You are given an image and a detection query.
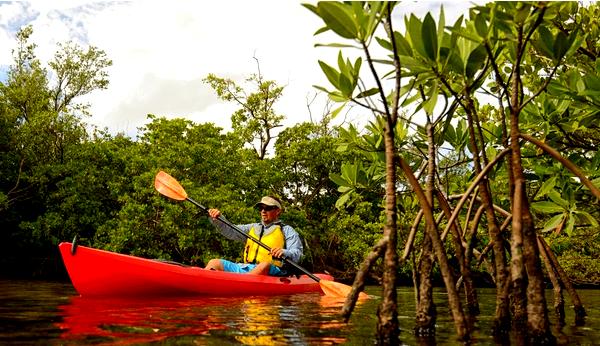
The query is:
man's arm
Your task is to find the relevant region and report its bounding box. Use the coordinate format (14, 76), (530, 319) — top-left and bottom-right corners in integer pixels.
(281, 225), (303, 263)
(209, 217), (252, 242)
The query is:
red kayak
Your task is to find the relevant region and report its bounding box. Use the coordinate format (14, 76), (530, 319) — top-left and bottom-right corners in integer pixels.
(59, 242), (333, 297)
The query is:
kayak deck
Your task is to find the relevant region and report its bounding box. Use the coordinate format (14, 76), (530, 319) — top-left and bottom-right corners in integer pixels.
(59, 242), (333, 297)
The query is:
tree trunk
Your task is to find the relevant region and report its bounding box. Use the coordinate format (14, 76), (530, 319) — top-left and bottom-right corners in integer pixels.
(509, 181), (528, 329)
(463, 92), (511, 333)
(414, 234), (436, 336)
(537, 236), (565, 326)
(436, 191), (479, 315)
(508, 24), (554, 340)
(522, 204), (553, 343)
(538, 236), (587, 325)
(376, 113), (399, 345)
(414, 120), (439, 337)
(398, 158), (470, 341)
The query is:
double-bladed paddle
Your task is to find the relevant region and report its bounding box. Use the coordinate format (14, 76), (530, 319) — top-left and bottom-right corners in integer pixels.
(154, 170), (367, 299)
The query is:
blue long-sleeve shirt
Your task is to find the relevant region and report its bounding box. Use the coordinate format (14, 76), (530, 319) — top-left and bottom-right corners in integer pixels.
(209, 217), (303, 263)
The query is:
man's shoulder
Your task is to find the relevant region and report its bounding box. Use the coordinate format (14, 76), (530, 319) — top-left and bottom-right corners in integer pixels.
(281, 223), (299, 235)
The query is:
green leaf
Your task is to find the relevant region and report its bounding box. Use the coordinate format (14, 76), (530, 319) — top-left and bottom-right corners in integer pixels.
(583, 74), (600, 91)
(535, 26), (554, 58)
(329, 91), (348, 102)
(312, 85), (331, 95)
(437, 5), (446, 52)
(422, 82), (438, 115)
(338, 186), (351, 193)
(408, 14), (428, 59)
(335, 191), (351, 209)
(531, 201), (565, 213)
(422, 13), (438, 60)
(535, 176), (557, 199)
(548, 190), (570, 209)
(301, 3), (318, 15)
(356, 88), (379, 98)
(542, 213), (565, 233)
(514, 3), (530, 24)
(338, 73), (353, 97)
(317, 2), (358, 40)
(329, 102), (347, 118)
(376, 37), (392, 51)
(399, 56), (432, 74)
(465, 44), (486, 79)
(565, 215), (575, 236)
(313, 27), (331, 36)
(314, 42), (360, 48)
(329, 173), (347, 187)
(547, 80), (572, 95)
(342, 163), (358, 184)
(318, 60), (340, 89)
(588, 177), (600, 190)
(553, 31), (570, 60)
(361, 1), (384, 40)
(449, 25), (483, 43)
(474, 13), (488, 38)
(394, 32), (413, 57)
(574, 210), (599, 227)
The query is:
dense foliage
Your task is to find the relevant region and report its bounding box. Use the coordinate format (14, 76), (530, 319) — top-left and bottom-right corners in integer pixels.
(0, 26), (383, 279)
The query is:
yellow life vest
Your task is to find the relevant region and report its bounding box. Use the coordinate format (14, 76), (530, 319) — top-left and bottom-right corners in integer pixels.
(244, 224), (285, 267)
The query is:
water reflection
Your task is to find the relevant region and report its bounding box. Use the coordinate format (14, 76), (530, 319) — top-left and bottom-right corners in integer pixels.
(233, 297), (290, 345)
(4, 280), (596, 345)
(56, 293), (361, 345)
(57, 296), (228, 344)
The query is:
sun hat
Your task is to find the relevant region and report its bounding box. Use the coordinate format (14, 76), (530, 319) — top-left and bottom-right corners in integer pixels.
(255, 196), (282, 210)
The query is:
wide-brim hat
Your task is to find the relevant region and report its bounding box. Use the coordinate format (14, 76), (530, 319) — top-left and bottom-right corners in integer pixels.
(255, 196), (282, 210)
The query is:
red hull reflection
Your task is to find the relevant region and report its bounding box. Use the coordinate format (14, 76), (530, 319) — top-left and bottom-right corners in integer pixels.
(56, 296), (232, 344)
(56, 293), (356, 345)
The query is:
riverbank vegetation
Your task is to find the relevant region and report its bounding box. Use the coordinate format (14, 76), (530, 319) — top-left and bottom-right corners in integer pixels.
(0, 1), (599, 344)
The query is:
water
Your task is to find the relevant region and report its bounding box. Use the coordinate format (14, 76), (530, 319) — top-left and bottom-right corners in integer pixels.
(1, 279), (599, 345)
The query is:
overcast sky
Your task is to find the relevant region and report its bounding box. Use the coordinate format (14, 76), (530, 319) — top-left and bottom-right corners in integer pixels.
(0, 1), (476, 137)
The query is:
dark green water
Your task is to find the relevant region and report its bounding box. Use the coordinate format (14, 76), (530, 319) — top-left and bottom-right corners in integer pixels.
(0, 279), (598, 345)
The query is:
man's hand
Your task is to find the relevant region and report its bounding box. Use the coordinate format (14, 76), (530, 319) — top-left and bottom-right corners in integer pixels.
(208, 208), (221, 219)
(270, 247), (285, 259)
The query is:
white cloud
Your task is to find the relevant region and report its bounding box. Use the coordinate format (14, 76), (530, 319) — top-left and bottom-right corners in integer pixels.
(0, 1), (477, 137)
(79, 1), (336, 135)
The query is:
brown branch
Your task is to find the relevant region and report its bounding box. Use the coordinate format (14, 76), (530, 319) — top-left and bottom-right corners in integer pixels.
(476, 214), (512, 269)
(402, 209), (422, 261)
(462, 187), (479, 238)
(520, 133), (600, 199)
(441, 148), (511, 240)
(448, 194), (511, 218)
(342, 236), (387, 321)
(465, 205), (485, 261)
(398, 156), (470, 340)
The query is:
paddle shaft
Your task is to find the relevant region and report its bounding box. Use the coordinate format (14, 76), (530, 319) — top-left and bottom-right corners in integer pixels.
(185, 197), (321, 282)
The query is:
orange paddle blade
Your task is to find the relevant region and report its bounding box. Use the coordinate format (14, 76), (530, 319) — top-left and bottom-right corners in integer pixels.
(154, 171), (188, 201)
(319, 280), (369, 299)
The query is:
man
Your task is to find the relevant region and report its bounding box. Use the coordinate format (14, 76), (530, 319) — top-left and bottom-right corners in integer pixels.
(204, 196), (303, 276)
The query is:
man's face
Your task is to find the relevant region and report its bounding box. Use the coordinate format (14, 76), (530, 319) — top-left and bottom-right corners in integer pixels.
(259, 205), (281, 224)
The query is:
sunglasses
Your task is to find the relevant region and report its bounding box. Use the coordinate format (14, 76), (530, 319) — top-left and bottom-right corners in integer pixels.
(258, 205), (278, 212)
